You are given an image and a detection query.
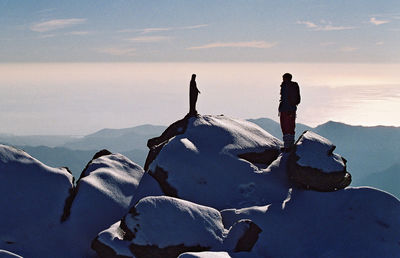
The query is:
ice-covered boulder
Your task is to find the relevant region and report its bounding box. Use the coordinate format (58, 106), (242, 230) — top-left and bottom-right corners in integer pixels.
(0, 144), (74, 256)
(287, 131), (351, 191)
(92, 196), (262, 258)
(144, 115), (286, 209)
(221, 187), (400, 257)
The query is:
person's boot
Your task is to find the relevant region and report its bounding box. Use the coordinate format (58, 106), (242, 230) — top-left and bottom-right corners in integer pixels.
(281, 134), (291, 153)
(288, 134), (295, 149)
(281, 134), (295, 153)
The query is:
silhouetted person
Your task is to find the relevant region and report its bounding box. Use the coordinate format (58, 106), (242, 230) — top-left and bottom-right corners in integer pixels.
(279, 73), (301, 152)
(189, 74), (200, 116)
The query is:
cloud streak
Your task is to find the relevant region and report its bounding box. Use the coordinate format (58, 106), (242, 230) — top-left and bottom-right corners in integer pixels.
(31, 18), (86, 32)
(369, 17), (389, 25)
(188, 41), (277, 50)
(340, 46), (358, 52)
(297, 21), (356, 31)
(119, 24), (208, 34)
(128, 36), (171, 42)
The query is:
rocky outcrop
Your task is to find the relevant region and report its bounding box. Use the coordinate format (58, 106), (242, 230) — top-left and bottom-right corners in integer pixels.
(145, 115), (191, 171)
(143, 115), (286, 209)
(221, 187), (400, 257)
(62, 151), (144, 256)
(0, 144), (74, 256)
(61, 149), (112, 222)
(92, 196), (263, 258)
(0, 145), (145, 257)
(2, 116), (399, 258)
(287, 131), (351, 191)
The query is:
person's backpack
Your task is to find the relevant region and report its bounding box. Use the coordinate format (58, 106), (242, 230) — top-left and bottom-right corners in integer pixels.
(289, 82), (301, 106)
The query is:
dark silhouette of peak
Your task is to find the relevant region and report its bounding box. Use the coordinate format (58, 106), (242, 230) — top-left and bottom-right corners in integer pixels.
(86, 124), (167, 138)
(63, 124), (166, 152)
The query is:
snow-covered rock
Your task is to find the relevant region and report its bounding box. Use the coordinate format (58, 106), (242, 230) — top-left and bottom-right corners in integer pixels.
(178, 251), (232, 258)
(221, 187), (400, 257)
(0, 144), (73, 256)
(62, 150), (145, 257)
(144, 115), (285, 209)
(2, 115), (399, 258)
(0, 250), (23, 258)
(0, 145), (144, 257)
(287, 131), (351, 191)
(92, 196), (262, 258)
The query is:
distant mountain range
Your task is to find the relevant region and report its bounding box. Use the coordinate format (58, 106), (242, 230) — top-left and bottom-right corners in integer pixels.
(1, 118), (398, 198)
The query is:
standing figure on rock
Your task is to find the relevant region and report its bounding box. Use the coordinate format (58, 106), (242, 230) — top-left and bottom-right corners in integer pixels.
(279, 73), (301, 152)
(189, 74), (200, 116)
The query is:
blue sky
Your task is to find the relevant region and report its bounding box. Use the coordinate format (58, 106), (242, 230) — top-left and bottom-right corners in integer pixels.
(1, 0), (399, 62)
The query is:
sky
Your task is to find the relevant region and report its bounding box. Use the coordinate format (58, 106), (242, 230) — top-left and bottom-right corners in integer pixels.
(0, 1), (399, 135)
(1, 0), (399, 62)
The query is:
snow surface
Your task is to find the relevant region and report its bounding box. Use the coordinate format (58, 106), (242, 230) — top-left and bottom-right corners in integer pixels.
(0, 250), (23, 258)
(221, 187), (400, 257)
(0, 145), (145, 257)
(96, 221), (132, 257)
(178, 251), (232, 258)
(125, 196), (226, 248)
(0, 144), (73, 256)
(2, 116), (400, 258)
(178, 251), (256, 258)
(296, 131), (345, 173)
(148, 115), (287, 209)
(63, 153), (144, 257)
(97, 196), (264, 256)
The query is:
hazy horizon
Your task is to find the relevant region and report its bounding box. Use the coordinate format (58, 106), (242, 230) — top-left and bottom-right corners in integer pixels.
(1, 1), (399, 135)
(1, 62), (399, 135)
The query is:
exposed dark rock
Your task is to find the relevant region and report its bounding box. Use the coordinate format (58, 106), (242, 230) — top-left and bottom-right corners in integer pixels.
(60, 186), (76, 222)
(144, 142), (168, 172)
(234, 220), (262, 252)
(130, 243), (209, 258)
(238, 148), (280, 166)
(120, 217), (135, 241)
(91, 236), (131, 258)
(145, 116), (191, 171)
(60, 149), (112, 222)
(61, 166), (73, 175)
(148, 166), (178, 197)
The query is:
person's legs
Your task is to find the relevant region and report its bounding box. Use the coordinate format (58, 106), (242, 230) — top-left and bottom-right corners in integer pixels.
(189, 95), (198, 115)
(280, 112), (296, 150)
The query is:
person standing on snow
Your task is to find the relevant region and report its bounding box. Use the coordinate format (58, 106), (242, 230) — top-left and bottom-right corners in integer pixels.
(189, 74), (200, 116)
(279, 73), (301, 152)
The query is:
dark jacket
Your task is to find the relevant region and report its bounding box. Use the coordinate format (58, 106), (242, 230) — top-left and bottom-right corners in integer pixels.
(279, 81), (300, 112)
